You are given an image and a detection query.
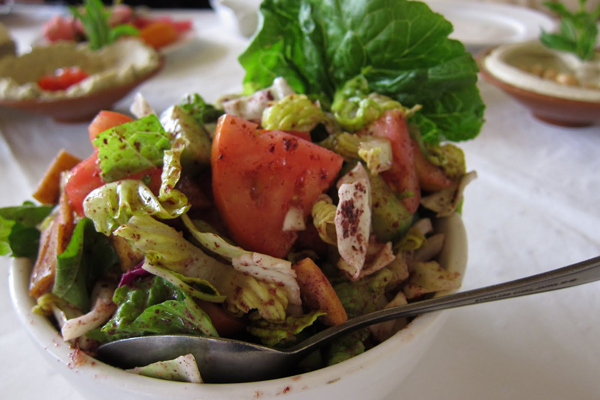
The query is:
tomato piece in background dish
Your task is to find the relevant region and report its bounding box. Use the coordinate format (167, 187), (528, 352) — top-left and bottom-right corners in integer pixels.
(88, 111), (134, 143)
(138, 21), (179, 49)
(37, 67), (89, 92)
(364, 109), (421, 214)
(211, 115), (344, 258)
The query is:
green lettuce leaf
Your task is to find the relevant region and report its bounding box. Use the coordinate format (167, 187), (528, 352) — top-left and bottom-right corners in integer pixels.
(160, 105), (212, 175)
(325, 328), (370, 366)
(114, 215), (289, 321)
(52, 218), (119, 311)
(83, 137), (190, 236)
(181, 214), (301, 307)
(179, 93), (224, 125)
(239, 0), (485, 143)
(93, 114), (172, 182)
(0, 201), (53, 258)
(128, 354), (202, 383)
(142, 262), (226, 303)
(247, 310), (326, 347)
(333, 268), (392, 319)
(95, 275), (218, 342)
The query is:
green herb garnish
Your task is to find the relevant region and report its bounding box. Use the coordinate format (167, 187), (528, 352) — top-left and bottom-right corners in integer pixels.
(540, 0), (600, 61)
(70, 0), (139, 50)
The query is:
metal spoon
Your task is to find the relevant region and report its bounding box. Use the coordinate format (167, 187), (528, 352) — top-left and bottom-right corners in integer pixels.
(97, 256), (600, 383)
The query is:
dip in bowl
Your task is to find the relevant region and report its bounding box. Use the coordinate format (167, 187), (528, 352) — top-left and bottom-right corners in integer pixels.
(477, 40), (600, 127)
(0, 38), (162, 122)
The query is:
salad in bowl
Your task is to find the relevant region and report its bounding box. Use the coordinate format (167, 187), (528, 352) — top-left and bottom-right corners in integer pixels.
(2, 0), (484, 390)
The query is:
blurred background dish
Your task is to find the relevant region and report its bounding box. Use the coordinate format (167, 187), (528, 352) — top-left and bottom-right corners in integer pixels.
(425, 0), (556, 53)
(476, 43), (600, 127)
(0, 57), (163, 122)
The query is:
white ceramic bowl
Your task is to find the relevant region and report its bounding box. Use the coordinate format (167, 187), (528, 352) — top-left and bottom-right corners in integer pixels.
(9, 213), (467, 400)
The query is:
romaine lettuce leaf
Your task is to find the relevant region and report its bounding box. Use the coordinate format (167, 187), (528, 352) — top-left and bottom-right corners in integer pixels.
(325, 328), (370, 366)
(128, 354), (203, 383)
(114, 215), (289, 321)
(0, 201), (53, 258)
(83, 137), (190, 236)
(180, 93), (224, 125)
(93, 114), (172, 182)
(142, 262), (226, 303)
(181, 214), (301, 307)
(239, 0), (485, 143)
(247, 310), (326, 347)
(53, 218), (119, 312)
(95, 275), (218, 342)
(333, 268), (392, 319)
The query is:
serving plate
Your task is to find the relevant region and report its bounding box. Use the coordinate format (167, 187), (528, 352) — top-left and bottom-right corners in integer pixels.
(426, 0), (556, 53)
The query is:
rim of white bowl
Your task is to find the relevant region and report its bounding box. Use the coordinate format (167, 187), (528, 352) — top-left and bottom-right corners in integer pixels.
(8, 212), (467, 397)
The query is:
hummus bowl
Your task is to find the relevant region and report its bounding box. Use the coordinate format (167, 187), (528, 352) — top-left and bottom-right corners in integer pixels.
(477, 41), (600, 127)
(0, 39), (162, 122)
(9, 213), (467, 400)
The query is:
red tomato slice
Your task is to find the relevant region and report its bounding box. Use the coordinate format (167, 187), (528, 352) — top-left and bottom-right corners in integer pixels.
(258, 129), (312, 142)
(128, 167), (163, 195)
(88, 111), (134, 144)
(364, 110), (421, 214)
(211, 115), (343, 258)
(411, 138), (454, 192)
(64, 152), (104, 217)
(65, 153), (162, 217)
(37, 67), (89, 92)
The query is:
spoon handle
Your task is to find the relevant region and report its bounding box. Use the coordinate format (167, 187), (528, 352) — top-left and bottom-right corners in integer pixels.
(291, 255), (600, 353)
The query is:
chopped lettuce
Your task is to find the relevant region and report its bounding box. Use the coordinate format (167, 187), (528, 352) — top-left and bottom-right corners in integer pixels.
(261, 94), (325, 132)
(83, 137), (190, 236)
(114, 215), (289, 320)
(239, 0), (485, 143)
(247, 310), (326, 347)
(53, 218), (119, 312)
(160, 105), (212, 174)
(93, 114), (172, 182)
(0, 201), (53, 258)
(182, 214), (302, 307)
(128, 354), (203, 383)
(332, 75), (407, 132)
(180, 93), (224, 125)
(92, 274), (218, 342)
(333, 268), (392, 319)
(325, 328), (370, 366)
(142, 262), (226, 303)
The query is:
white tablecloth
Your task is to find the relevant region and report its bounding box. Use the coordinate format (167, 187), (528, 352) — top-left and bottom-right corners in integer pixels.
(1, 5), (599, 400)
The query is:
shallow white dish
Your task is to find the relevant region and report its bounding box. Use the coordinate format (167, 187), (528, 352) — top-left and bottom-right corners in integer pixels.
(8, 212), (467, 400)
(426, 0), (556, 53)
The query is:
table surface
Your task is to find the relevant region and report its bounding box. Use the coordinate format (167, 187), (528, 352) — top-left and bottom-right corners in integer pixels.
(1, 4), (599, 400)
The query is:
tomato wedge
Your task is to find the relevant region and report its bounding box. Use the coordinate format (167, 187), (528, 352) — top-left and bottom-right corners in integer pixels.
(64, 152), (104, 217)
(364, 110), (421, 214)
(88, 110), (134, 144)
(211, 115), (343, 258)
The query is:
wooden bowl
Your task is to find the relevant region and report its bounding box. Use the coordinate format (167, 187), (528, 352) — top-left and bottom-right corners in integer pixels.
(476, 47), (600, 127)
(0, 57), (164, 123)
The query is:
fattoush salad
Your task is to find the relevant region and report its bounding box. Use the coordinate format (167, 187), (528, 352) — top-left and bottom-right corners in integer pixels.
(0, 0), (484, 383)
